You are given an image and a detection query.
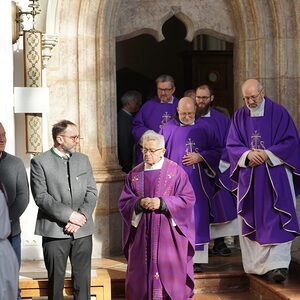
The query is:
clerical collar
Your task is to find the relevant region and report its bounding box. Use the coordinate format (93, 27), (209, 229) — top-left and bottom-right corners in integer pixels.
(52, 147), (70, 159)
(249, 97), (265, 117)
(201, 109), (211, 117)
(121, 108), (132, 116)
(180, 121), (195, 126)
(160, 96), (174, 104)
(144, 157), (164, 171)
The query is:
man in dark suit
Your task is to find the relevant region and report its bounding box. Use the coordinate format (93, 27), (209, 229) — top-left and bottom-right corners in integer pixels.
(117, 90), (141, 173)
(30, 120), (97, 300)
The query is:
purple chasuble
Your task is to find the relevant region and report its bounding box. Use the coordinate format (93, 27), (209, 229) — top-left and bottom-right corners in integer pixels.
(160, 119), (221, 250)
(132, 97), (179, 163)
(119, 158), (195, 300)
(227, 97), (300, 244)
(199, 108), (237, 224)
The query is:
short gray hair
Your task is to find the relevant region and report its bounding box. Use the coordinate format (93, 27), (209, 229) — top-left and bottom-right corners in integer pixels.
(155, 74), (175, 88)
(140, 130), (165, 148)
(120, 90), (142, 105)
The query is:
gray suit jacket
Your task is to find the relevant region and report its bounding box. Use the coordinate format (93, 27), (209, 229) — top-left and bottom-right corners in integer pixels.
(30, 148), (97, 239)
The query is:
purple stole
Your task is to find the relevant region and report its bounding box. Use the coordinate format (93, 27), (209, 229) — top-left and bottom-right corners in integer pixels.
(119, 158), (195, 300)
(227, 97), (300, 244)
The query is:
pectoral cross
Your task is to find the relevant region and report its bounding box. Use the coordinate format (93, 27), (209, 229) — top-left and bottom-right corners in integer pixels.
(251, 130), (262, 149)
(185, 138), (196, 169)
(160, 112), (171, 128)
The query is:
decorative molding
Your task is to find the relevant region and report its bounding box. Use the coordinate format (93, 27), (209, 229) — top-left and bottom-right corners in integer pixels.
(42, 34), (58, 68)
(23, 30), (43, 153)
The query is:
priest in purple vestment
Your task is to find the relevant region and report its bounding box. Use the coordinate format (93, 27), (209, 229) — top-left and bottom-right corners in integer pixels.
(119, 130), (196, 300)
(132, 74), (179, 164)
(226, 79), (300, 283)
(195, 84), (238, 257)
(160, 97), (221, 273)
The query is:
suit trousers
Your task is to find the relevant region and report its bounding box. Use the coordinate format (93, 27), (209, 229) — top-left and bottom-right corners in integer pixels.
(42, 235), (92, 300)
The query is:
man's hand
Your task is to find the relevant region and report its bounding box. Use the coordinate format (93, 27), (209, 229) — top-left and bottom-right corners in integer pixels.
(64, 222), (80, 234)
(182, 152), (203, 166)
(69, 211), (87, 226)
(248, 149), (268, 167)
(140, 197), (160, 211)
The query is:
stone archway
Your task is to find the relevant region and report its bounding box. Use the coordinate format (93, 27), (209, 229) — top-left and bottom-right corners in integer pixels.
(41, 0), (300, 258)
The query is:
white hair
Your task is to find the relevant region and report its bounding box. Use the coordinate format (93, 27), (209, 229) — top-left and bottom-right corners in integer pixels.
(140, 130), (165, 148)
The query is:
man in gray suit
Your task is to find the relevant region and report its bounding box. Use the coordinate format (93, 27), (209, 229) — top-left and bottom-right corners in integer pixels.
(30, 120), (97, 300)
(0, 122), (29, 300)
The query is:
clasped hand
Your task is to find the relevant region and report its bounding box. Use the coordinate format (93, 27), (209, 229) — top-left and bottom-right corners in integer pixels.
(140, 197), (160, 211)
(64, 211), (87, 234)
(247, 149), (268, 167)
(182, 152), (203, 166)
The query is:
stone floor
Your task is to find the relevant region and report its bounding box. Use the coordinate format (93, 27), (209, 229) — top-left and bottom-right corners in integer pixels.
(20, 248), (300, 299)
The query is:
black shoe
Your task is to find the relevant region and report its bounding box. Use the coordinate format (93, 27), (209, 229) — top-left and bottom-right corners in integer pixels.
(266, 268), (288, 283)
(211, 242), (232, 257)
(193, 263), (203, 273)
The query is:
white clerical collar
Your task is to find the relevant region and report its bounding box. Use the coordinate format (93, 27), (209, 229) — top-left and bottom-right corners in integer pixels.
(144, 157), (164, 171)
(249, 97), (265, 117)
(160, 96), (174, 104)
(202, 109), (211, 117)
(121, 108), (132, 116)
(180, 121), (195, 126)
(53, 147), (70, 159)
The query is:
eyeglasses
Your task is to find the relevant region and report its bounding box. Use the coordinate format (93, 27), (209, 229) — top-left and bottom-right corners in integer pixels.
(243, 90), (262, 102)
(142, 148), (163, 154)
(195, 96), (211, 101)
(157, 88), (173, 93)
(60, 135), (80, 142)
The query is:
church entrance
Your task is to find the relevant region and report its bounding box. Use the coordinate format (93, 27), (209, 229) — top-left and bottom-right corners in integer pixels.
(116, 16), (233, 115)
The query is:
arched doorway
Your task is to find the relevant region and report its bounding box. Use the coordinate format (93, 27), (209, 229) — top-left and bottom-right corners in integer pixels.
(116, 16), (234, 115)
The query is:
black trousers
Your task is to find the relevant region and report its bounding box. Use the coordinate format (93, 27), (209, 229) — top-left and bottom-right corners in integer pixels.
(42, 235), (92, 300)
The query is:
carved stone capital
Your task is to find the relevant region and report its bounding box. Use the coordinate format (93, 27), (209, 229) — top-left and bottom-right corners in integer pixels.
(42, 33), (58, 68)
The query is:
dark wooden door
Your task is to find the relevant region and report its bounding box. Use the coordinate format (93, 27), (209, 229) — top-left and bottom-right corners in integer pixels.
(181, 50), (234, 116)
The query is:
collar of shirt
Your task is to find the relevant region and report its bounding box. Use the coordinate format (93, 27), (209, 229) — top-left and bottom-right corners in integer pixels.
(180, 121), (195, 126)
(52, 147), (70, 159)
(121, 108), (132, 117)
(202, 109), (211, 117)
(250, 97), (265, 117)
(144, 157), (164, 171)
(160, 96), (174, 104)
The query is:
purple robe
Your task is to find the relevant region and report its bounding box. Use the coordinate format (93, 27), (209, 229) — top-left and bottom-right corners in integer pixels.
(226, 97), (300, 244)
(199, 108), (237, 224)
(132, 97), (179, 163)
(160, 119), (221, 250)
(119, 158), (195, 300)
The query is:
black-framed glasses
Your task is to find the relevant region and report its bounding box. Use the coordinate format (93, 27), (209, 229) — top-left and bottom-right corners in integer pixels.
(243, 90), (262, 102)
(195, 95), (211, 101)
(60, 135), (80, 142)
(142, 148), (163, 154)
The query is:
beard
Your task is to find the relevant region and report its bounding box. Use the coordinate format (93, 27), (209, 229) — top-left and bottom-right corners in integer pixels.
(61, 144), (76, 154)
(196, 103), (210, 116)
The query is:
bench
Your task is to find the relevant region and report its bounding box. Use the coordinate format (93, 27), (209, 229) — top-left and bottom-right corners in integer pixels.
(20, 269), (111, 299)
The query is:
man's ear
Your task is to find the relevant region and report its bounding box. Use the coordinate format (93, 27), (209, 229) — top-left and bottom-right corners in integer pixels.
(210, 95), (214, 103)
(56, 135), (63, 145)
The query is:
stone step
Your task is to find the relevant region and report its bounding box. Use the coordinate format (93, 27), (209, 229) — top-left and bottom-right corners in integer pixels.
(194, 270), (248, 294)
(247, 261), (300, 300)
